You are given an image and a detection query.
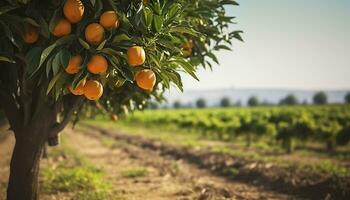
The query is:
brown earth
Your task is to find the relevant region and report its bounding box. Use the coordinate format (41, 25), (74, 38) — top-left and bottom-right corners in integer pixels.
(70, 127), (294, 200)
(1, 126), (297, 200)
(82, 124), (350, 200)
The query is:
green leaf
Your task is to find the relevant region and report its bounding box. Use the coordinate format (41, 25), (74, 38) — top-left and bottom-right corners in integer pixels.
(0, 21), (20, 49)
(52, 51), (62, 76)
(96, 40), (107, 51)
(100, 48), (122, 57)
(0, 5), (19, 16)
(207, 52), (219, 64)
(170, 26), (199, 36)
(49, 9), (61, 33)
(46, 56), (54, 77)
(60, 49), (71, 69)
(143, 7), (153, 28)
(0, 56), (15, 63)
(111, 34), (132, 44)
(25, 47), (42, 76)
(148, 53), (160, 68)
(94, 0), (103, 18)
(72, 70), (87, 89)
(89, 0), (96, 6)
(152, 15), (163, 32)
(166, 3), (181, 22)
(170, 58), (199, 81)
(46, 71), (63, 94)
(157, 38), (181, 52)
(24, 18), (40, 27)
(106, 0), (118, 12)
(108, 56), (133, 82)
(31, 35), (75, 78)
(79, 38), (90, 50)
(38, 16), (50, 38)
(214, 45), (231, 51)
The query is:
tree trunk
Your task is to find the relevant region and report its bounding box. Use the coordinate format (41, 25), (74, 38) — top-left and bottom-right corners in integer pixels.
(282, 138), (294, 154)
(7, 106), (56, 200)
(326, 140), (335, 153)
(7, 134), (45, 200)
(246, 133), (252, 147)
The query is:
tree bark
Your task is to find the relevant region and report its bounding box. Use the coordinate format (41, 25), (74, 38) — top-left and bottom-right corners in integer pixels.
(6, 103), (56, 200)
(326, 140), (335, 153)
(6, 132), (46, 200)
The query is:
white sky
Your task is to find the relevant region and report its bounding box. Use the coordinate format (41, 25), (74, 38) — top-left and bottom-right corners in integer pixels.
(181, 0), (350, 91)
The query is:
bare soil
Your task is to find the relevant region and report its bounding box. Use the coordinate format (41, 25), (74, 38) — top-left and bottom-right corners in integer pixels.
(69, 127), (294, 200)
(82, 124), (350, 200)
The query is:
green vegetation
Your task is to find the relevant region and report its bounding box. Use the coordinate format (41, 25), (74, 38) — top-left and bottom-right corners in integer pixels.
(85, 112), (350, 177)
(196, 98), (207, 108)
(279, 94), (299, 105)
(41, 136), (116, 200)
(313, 92), (328, 105)
(83, 105), (350, 177)
(247, 96), (259, 107)
(345, 92), (350, 104)
(220, 97), (231, 107)
(121, 167), (148, 178)
(122, 105), (350, 153)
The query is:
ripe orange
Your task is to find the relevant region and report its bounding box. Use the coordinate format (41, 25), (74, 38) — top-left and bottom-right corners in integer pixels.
(99, 11), (120, 29)
(52, 19), (71, 37)
(85, 23), (104, 45)
(135, 69), (156, 91)
(65, 55), (82, 74)
(68, 79), (86, 95)
(111, 114), (118, 121)
(63, 0), (84, 23)
(183, 48), (192, 57)
(127, 46), (145, 67)
(182, 39), (194, 49)
(23, 26), (39, 44)
(84, 80), (103, 100)
(87, 55), (108, 74)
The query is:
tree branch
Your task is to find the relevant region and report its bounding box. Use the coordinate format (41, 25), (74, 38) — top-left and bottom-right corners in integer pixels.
(15, 55), (32, 126)
(48, 96), (84, 138)
(0, 86), (23, 134)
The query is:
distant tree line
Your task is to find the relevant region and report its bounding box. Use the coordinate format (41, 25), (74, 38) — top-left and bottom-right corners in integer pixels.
(148, 91), (350, 109)
(173, 92), (350, 109)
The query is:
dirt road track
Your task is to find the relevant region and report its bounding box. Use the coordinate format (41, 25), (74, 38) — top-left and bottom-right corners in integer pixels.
(69, 127), (296, 200)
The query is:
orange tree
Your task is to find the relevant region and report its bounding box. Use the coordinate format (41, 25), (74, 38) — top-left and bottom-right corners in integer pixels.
(0, 0), (242, 199)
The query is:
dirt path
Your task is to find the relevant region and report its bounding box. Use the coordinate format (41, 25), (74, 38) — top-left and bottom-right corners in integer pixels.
(65, 128), (296, 200)
(0, 127), (296, 200)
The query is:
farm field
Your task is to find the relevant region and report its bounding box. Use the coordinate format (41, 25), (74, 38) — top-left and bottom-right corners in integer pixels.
(0, 106), (350, 200)
(81, 105), (350, 199)
(1, 105), (350, 199)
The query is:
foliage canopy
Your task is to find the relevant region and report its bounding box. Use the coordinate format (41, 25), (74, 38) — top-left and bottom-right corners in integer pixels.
(0, 0), (242, 122)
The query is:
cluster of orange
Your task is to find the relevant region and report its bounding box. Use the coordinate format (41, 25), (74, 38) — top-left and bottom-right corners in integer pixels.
(127, 46), (156, 91)
(23, 0), (157, 101)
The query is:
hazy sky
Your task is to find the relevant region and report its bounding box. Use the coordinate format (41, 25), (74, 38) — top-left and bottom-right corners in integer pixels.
(181, 0), (350, 91)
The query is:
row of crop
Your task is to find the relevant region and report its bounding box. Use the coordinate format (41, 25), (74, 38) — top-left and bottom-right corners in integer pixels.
(123, 106), (350, 153)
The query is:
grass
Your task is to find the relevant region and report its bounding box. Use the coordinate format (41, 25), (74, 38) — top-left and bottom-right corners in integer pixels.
(227, 167), (240, 178)
(40, 134), (119, 200)
(100, 138), (116, 148)
(83, 119), (350, 177)
(121, 167), (148, 178)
